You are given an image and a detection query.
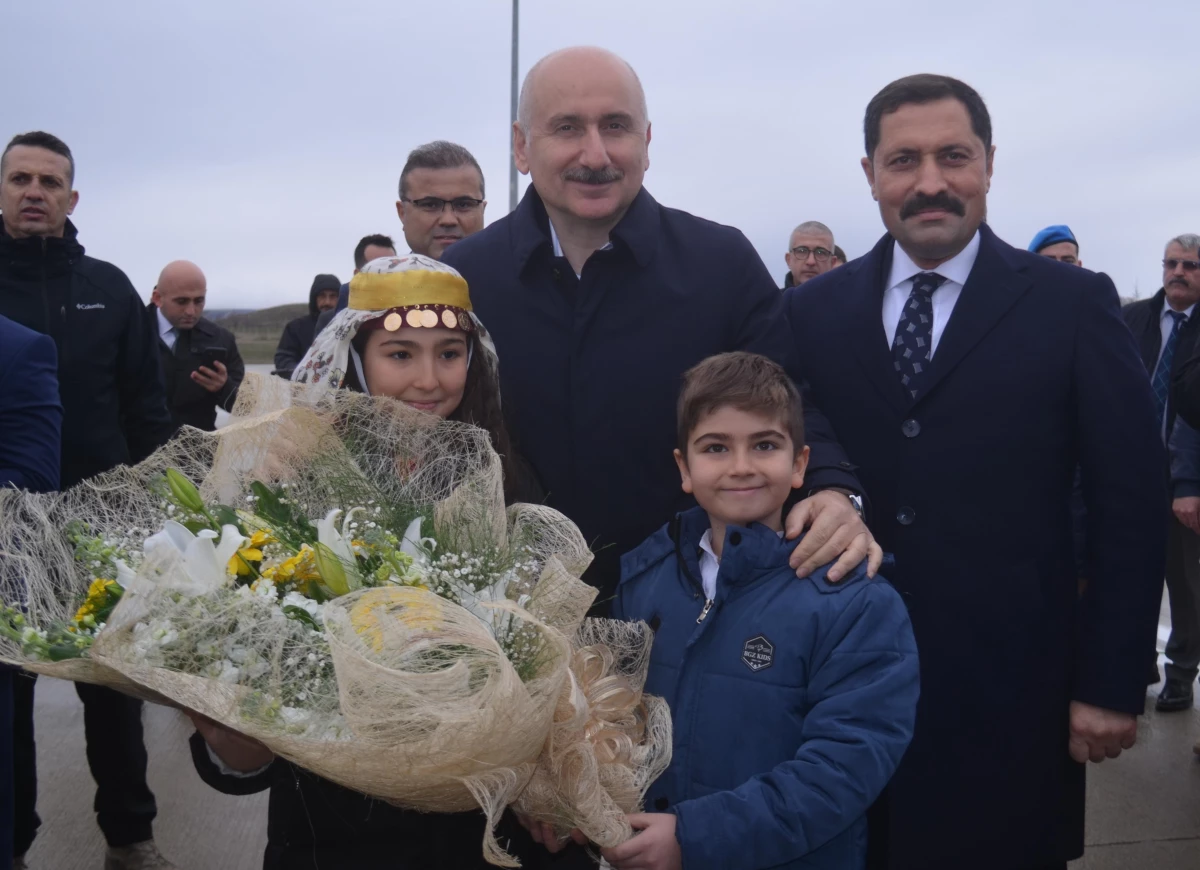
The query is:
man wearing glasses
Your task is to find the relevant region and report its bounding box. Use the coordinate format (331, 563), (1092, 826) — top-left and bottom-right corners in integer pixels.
(783, 220), (837, 288)
(395, 140), (486, 260)
(1125, 234), (1200, 714)
(323, 141), (487, 322)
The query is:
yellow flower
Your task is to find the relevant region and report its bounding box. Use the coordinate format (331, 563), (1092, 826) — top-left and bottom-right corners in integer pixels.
(349, 587), (444, 653)
(263, 546), (321, 593)
(228, 531), (273, 577)
(74, 578), (117, 623)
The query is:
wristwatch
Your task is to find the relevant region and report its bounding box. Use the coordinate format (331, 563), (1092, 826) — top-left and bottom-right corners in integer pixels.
(817, 487), (865, 521)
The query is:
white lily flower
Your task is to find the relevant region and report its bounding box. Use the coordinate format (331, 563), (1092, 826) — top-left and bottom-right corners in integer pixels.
(317, 508), (364, 591)
(400, 517), (437, 566)
(143, 520), (246, 595)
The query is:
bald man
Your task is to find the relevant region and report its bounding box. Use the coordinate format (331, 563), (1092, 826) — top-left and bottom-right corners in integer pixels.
(443, 47), (877, 614)
(150, 260), (244, 431)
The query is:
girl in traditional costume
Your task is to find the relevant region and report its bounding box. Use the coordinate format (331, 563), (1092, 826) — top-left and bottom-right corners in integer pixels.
(188, 255), (541, 869)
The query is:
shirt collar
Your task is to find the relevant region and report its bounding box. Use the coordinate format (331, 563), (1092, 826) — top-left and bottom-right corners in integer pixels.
(887, 230), (982, 292)
(1163, 303), (1196, 323)
(511, 184), (660, 276)
(548, 220), (613, 259)
(155, 306), (176, 339)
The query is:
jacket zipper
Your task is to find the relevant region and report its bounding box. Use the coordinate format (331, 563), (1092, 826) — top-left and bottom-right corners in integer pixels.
(696, 598), (714, 624)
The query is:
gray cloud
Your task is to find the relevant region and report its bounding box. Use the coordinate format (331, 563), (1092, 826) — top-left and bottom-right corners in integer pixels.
(7, 0), (1197, 307)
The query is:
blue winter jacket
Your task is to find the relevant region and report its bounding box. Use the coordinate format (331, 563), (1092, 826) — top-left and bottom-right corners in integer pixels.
(614, 507), (919, 870)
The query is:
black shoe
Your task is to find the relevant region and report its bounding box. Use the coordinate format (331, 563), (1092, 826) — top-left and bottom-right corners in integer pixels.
(1156, 677), (1195, 712)
(1150, 662), (1162, 685)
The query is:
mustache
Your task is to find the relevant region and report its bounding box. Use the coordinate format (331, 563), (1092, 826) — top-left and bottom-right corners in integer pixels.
(900, 192), (966, 220)
(563, 166), (624, 185)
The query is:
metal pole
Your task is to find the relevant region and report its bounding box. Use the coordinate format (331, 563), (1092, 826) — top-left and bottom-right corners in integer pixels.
(508, 0), (519, 213)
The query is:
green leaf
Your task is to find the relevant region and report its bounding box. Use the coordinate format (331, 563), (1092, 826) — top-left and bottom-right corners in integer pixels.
(281, 605), (320, 630)
(181, 520), (209, 535)
(213, 505), (245, 533)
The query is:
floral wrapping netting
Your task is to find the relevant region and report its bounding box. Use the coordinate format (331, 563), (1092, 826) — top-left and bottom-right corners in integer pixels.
(0, 375), (671, 866)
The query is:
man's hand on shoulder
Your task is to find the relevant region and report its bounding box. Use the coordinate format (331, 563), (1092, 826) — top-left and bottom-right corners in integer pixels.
(785, 489), (883, 582)
(1068, 701), (1137, 763)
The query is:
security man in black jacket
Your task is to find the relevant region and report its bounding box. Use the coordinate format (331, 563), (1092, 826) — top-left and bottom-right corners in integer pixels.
(0, 131), (179, 870)
(149, 260), (244, 432)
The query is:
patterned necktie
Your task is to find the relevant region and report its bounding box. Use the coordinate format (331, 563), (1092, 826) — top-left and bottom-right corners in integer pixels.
(1153, 310), (1186, 432)
(893, 271), (947, 400)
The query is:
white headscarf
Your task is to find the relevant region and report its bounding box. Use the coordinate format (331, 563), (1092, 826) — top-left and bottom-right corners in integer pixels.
(291, 254), (497, 402)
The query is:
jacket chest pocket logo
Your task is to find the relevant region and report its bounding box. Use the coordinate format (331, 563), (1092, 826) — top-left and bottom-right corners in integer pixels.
(742, 635), (774, 672)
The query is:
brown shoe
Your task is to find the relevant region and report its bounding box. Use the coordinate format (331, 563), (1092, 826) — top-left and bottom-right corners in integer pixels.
(104, 840), (179, 870)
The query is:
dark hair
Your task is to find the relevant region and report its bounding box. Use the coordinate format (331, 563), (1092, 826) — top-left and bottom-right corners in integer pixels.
(833, 245), (847, 264)
(346, 328), (531, 503)
(353, 234), (397, 270)
(677, 352), (805, 456)
(398, 141), (485, 200)
(2, 131), (75, 184)
(863, 74), (992, 161)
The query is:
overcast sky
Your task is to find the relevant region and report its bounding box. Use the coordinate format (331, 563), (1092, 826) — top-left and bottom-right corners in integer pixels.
(8, 0), (1199, 309)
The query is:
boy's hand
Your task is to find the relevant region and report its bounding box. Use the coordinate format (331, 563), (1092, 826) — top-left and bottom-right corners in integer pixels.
(601, 813), (682, 870)
(514, 813), (586, 854)
(786, 490), (883, 582)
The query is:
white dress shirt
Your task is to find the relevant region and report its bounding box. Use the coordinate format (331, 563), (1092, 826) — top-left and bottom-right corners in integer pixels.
(156, 306), (178, 351)
(697, 527), (784, 600)
(882, 231), (982, 357)
(1156, 302), (1195, 440)
(549, 221), (613, 278)
(1155, 302), (1196, 373)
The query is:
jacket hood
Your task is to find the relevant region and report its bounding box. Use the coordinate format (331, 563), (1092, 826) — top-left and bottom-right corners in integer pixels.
(308, 273), (341, 318)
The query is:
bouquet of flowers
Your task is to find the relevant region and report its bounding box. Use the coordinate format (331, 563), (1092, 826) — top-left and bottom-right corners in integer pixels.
(0, 377), (670, 866)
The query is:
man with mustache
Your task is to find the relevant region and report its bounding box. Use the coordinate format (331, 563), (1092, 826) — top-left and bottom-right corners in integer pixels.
(782, 75), (1165, 869)
(1123, 234), (1200, 713)
(442, 59), (879, 853)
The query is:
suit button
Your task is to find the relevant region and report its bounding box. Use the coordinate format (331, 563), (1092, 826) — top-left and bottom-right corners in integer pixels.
(901, 419), (921, 438)
(655, 797), (669, 811)
(896, 506), (916, 525)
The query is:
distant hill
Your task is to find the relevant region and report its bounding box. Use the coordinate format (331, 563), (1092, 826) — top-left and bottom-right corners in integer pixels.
(204, 308), (254, 321)
(212, 304), (310, 339)
(212, 303), (311, 366)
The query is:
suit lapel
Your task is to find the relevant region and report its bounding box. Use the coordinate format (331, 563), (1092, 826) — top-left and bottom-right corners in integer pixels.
(914, 225), (1032, 407)
(846, 233), (910, 416)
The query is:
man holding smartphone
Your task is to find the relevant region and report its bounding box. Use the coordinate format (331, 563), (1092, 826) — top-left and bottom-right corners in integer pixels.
(150, 259), (244, 432)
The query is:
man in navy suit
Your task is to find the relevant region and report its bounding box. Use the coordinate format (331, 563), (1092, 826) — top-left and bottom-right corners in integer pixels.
(0, 313), (62, 870)
(783, 74), (1165, 870)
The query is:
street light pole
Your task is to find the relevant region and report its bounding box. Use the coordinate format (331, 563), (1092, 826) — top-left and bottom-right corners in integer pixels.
(508, 0), (519, 213)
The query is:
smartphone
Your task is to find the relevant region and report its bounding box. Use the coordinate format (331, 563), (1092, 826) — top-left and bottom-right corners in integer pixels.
(196, 346), (229, 372)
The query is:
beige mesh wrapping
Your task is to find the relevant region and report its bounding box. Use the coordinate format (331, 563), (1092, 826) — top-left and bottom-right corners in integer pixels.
(0, 374), (671, 866)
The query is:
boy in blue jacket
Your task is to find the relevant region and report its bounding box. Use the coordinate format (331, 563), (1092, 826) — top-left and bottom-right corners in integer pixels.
(606, 352), (919, 870)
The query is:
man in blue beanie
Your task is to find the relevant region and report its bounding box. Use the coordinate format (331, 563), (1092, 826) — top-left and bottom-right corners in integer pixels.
(1030, 225), (1082, 266)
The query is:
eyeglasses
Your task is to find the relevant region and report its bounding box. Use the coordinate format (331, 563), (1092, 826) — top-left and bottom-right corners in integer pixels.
(403, 196), (484, 215)
(790, 246), (833, 262)
(1164, 258), (1200, 272)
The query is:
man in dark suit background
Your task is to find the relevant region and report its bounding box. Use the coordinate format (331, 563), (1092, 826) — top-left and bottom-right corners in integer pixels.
(149, 260), (244, 432)
(0, 314), (62, 870)
(1121, 234), (1200, 711)
(783, 74), (1165, 870)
